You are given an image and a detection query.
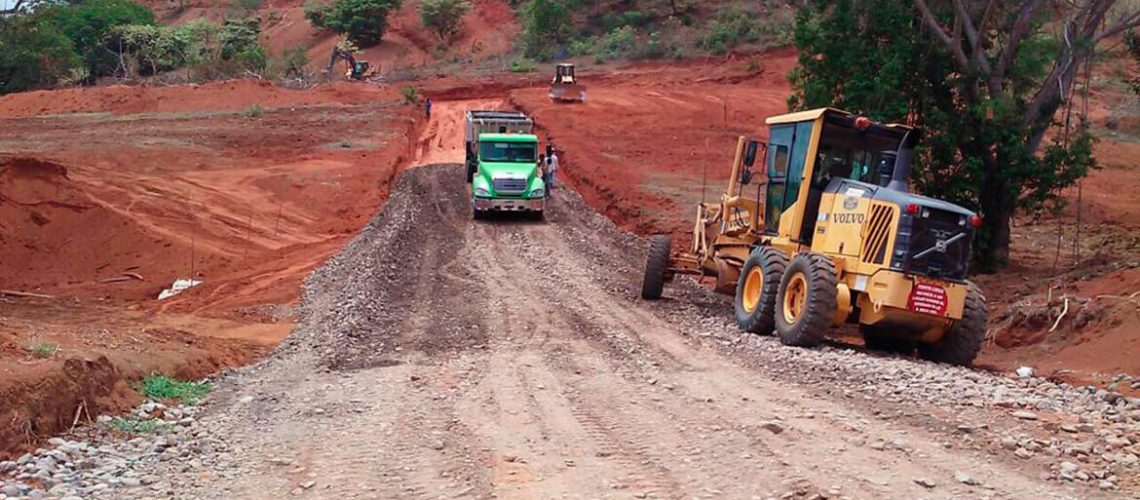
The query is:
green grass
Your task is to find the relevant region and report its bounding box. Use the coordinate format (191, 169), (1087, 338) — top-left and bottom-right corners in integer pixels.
(246, 103), (264, 118)
(109, 417), (169, 434)
(27, 342), (58, 359)
(139, 375), (212, 404)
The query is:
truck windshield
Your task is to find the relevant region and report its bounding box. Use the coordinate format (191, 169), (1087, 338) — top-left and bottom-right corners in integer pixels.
(480, 142), (537, 163)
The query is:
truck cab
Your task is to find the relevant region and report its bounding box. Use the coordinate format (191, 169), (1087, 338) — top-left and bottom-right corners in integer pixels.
(471, 133), (546, 220)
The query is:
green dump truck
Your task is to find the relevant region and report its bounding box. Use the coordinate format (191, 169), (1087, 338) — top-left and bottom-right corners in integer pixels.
(465, 110), (546, 220)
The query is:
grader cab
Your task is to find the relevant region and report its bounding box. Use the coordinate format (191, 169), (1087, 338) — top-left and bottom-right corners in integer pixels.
(642, 108), (987, 366)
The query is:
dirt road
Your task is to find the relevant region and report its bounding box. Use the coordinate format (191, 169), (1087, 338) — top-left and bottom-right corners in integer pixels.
(97, 162), (1123, 500)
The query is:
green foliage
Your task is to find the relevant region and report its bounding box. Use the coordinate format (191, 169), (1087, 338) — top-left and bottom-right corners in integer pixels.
(44, 0), (155, 80)
(272, 45), (309, 78)
(400, 84), (420, 104)
(595, 25), (635, 62)
(139, 375), (211, 404)
(0, 15), (81, 94)
(521, 0), (571, 61)
(246, 103), (263, 117)
(109, 417), (169, 434)
(109, 17), (267, 79)
(420, 0), (471, 43)
(27, 342), (59, 359)
(508, 57), (536, 72)
(788, 0), (1099, 270)
(600, 10), (651, 32)
(697, 3), (762, 55)
(305, 0), (402, 47)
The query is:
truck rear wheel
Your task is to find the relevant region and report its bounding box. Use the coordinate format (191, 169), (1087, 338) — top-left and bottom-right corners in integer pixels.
(917, 282), (987, 366)
(774, 253), (837, 347)
(641, 235), (671, 300)
(734, 247), (787, 335)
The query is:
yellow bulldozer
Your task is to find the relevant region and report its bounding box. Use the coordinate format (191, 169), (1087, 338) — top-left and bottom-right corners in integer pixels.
(642, 108), (987, 366)
(549, 63), (586, 103)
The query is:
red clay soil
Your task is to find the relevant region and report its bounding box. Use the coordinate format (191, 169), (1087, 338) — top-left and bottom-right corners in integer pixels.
(0, 79), (423, 456)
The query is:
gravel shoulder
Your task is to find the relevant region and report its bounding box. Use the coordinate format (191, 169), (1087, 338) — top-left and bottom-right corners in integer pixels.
(2, 164), (1136, 499)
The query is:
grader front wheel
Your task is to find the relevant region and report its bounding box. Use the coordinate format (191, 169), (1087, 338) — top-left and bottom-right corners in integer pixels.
(774, 253), (838, 347)
(917, 281), (987, 366)
(734, 247), (787, 335)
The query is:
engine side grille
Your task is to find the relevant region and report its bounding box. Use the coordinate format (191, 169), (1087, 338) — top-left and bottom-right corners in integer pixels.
(860, 204), (895, 265)
(492, 178), (527, 195)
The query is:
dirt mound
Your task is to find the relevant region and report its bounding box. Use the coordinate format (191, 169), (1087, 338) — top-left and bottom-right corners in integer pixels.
(0, 79), (391, 118)
(0, 157), (166, 295)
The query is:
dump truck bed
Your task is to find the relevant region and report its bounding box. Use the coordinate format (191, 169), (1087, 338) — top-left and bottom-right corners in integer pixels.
(465, 110), (533, 144)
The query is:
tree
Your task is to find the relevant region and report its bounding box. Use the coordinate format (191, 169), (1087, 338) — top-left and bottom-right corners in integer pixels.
(790, 0), (1134, 271)
(0, 15), (81, 93)
(521, 0), (571, 60)
(44, 0), (155, 80)
(420, 0), (470, 43)
(305, 0), (402, 47)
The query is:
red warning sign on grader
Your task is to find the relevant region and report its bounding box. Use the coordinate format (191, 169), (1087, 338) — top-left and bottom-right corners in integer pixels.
(907, 281), (949, 316)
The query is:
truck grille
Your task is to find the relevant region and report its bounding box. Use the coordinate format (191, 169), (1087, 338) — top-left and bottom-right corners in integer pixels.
(492, 178), (527, 195)
(904, 208), (972, 281)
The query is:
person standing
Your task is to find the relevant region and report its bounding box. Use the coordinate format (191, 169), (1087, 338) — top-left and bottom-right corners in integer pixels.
(425, 97), (432, 119)
(546, 150), (559, 190)
(539, 153), (550, 190)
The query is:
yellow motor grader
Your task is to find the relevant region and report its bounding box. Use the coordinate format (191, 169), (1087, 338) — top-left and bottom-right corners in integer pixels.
(642, 108), (987, 366)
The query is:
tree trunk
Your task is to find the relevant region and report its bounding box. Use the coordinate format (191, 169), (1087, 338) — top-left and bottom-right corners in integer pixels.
(977, 170), (1013, 272)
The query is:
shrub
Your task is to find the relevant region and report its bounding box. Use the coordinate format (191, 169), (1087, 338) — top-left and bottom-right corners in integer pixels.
(596, 26), (635, 62)
(521, 0), (571, 61)
(420, 0), (471, 43)
(139, 375), (211, 404)
(44, 0), (156, 80)
(400, 84), (420, 104)
(509, 57), (536, 72)
(305, 0), (403, 47)
(697, 4), (762, 55)
(0, 15), (81, 94)
(272, 45), (309, 78)
(27, 342), (59, 359)
(247, 103), (263, 117)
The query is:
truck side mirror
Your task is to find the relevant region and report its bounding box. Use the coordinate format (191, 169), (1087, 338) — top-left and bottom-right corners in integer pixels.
(743, 140), (760, 167)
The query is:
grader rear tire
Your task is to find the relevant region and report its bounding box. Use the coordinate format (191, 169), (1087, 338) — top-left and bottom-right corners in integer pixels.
(734, 247), (788, 335)
(774, 253), (838, 347)
(917, 282), (987, 366)
(641, 235), (671, 300)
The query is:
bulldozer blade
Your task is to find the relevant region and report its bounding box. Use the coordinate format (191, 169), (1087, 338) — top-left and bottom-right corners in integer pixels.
(549, 84), (586, 102)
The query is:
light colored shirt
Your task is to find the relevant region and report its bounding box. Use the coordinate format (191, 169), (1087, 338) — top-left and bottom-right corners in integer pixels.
(547, 153), (559, 173)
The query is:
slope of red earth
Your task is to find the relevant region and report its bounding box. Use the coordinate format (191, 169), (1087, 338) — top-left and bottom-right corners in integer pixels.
(0, 79), (420, 456)
(512, 48), (1140, 388)
(138, 0), (519, 76)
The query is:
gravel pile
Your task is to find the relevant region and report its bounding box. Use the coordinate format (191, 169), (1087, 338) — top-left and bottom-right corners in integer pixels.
(0, 400), (222, 499)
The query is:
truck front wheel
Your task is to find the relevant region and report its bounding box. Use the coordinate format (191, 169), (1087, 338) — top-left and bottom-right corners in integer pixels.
(917, 282), (986, 366)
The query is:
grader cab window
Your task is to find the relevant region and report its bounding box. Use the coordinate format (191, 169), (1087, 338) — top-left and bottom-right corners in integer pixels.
(815, 121), (905, 186)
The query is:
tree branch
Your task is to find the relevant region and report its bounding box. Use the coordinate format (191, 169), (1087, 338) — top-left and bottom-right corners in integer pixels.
(1095, 8), (1140, 42)
(1, 0), (27, 15)
(915, 0), (972, 71)
(995, 0), (1043, 82)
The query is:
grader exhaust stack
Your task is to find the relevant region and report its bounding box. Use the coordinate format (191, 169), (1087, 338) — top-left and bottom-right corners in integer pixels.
(642, 108), (989, 367)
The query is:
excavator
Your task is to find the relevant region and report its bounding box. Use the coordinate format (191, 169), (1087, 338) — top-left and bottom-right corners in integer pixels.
(327, 46), (376, 81)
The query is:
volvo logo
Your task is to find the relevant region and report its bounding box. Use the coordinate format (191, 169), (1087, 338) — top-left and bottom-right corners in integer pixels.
(842, 196), (859, 210)
(914, 231), (966, 259)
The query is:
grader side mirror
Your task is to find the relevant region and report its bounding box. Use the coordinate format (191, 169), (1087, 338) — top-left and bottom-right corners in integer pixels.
(739, 168), (753, 185)
(743, 140), (760, 167)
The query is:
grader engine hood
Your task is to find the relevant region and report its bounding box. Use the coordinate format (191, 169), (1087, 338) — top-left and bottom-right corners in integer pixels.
(826, 180), (977, 281)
